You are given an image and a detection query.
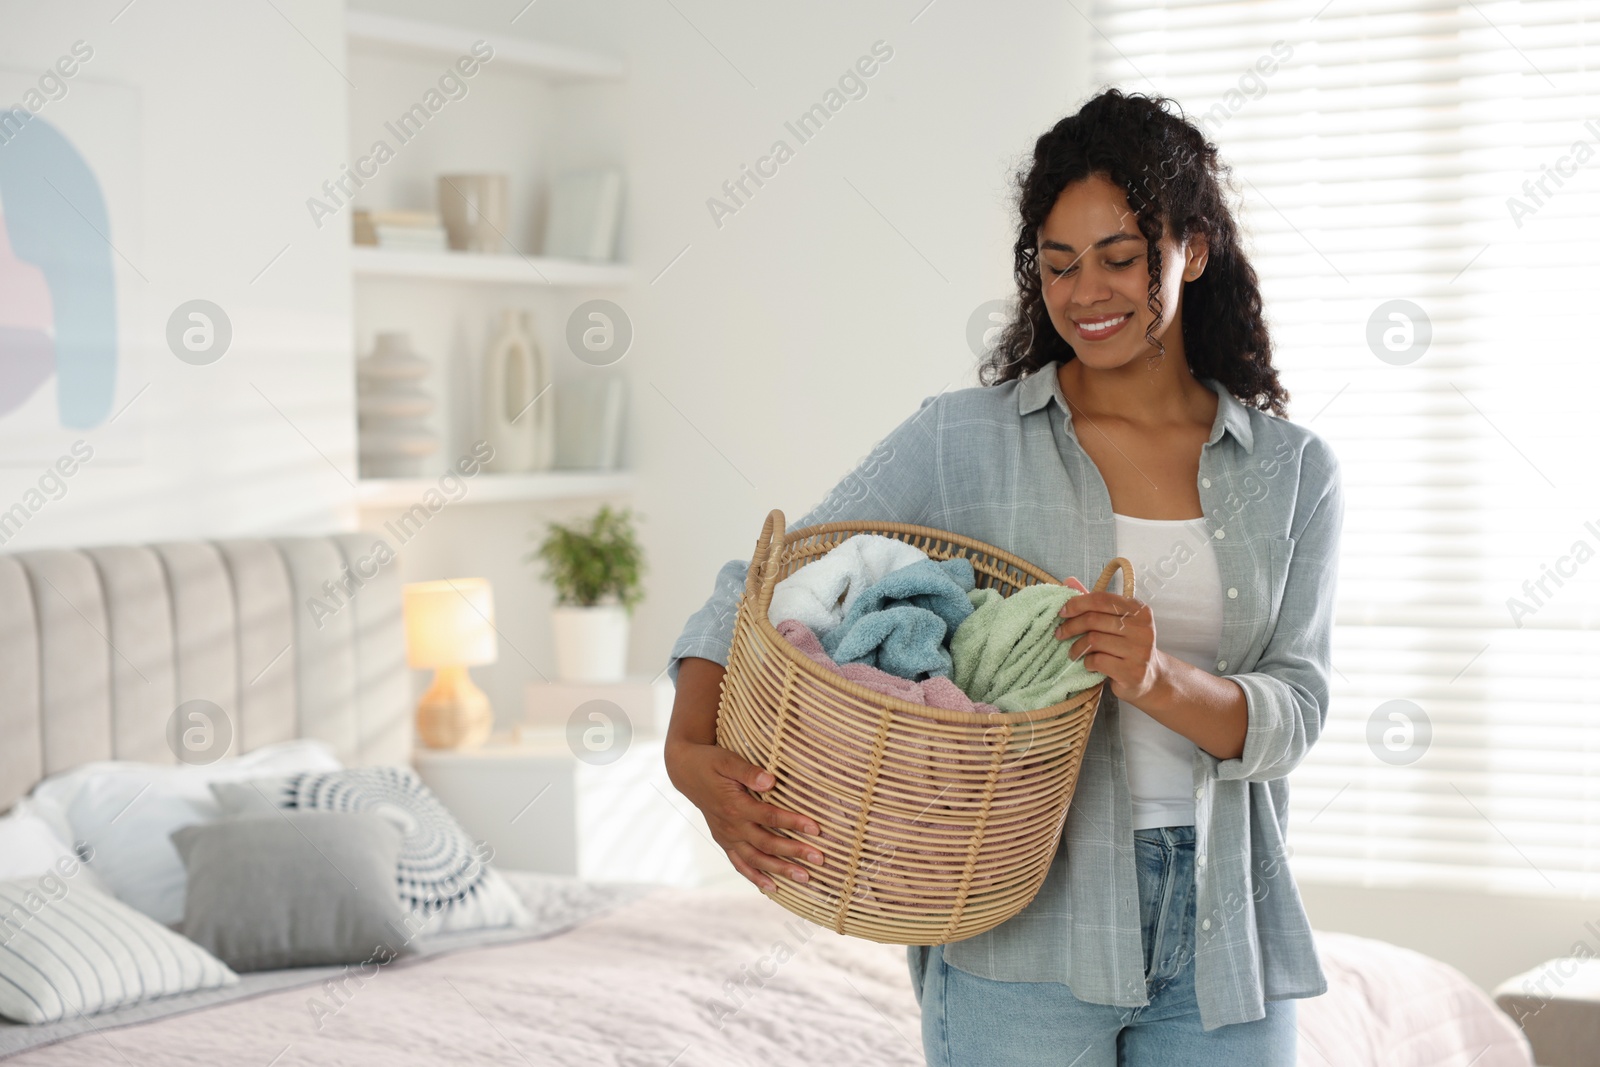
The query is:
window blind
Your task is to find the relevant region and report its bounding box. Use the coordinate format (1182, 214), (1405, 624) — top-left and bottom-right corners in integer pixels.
(1090, 0), (1600, 895)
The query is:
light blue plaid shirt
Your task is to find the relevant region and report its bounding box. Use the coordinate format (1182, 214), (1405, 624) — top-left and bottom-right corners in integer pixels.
(666, 361), (1342, 1031)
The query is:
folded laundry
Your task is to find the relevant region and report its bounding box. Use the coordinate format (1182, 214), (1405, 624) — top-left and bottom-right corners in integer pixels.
(775, 618), (1002, 715)
(951, 584), (1106, 713)
(818, 556), (977, 681)
(767, 534), (930, 636)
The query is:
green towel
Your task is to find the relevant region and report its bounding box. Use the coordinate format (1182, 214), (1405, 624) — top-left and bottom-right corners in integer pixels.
(950, 585), (1106, 712)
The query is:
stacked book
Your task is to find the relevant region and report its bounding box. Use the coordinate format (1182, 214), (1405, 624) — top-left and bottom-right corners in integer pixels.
(352, 209), (448, 252)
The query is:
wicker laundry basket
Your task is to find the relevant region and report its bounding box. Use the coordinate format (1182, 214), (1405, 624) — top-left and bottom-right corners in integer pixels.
(714, 508), (1134, 946)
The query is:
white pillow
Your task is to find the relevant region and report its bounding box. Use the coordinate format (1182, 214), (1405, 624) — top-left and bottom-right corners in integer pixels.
(0, 877), (237, 1024)
(0, 810), (110, 897)
(14, 739), (343, 926)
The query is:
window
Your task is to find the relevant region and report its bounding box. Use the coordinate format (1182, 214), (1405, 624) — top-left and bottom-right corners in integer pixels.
(1091, 0), (1600, 894)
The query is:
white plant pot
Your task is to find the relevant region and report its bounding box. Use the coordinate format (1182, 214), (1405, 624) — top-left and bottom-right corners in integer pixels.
(552, 604), (630, 683)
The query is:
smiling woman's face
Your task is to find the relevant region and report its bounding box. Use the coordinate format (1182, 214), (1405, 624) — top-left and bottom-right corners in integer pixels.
(1036, 171), (1206, 370)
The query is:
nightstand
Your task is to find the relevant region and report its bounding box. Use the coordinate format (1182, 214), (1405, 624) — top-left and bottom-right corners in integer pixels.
(414, 729), (728, 886)
(1495, 957), (1600, 1067)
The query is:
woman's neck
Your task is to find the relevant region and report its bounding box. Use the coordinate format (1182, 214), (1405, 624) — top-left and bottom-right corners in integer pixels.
(1056, 354), (1216, 429)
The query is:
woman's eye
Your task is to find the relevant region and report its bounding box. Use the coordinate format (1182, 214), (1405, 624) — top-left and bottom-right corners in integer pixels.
(1044, 257), (1138, 277)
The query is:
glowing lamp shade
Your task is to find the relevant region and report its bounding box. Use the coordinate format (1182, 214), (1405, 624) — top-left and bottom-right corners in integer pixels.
(403, 579), (498, 669)
(402, 579), (498, 749)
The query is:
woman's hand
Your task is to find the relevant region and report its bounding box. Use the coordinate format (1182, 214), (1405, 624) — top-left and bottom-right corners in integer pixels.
(1055, 575), (1169, 705)
(664, 739), (825, 893)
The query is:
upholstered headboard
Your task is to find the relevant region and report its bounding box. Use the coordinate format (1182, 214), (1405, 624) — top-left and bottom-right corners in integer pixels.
(0, 533), (413, 812)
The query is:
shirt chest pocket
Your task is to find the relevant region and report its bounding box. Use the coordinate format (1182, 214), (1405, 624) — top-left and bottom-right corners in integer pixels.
(1243, 536), (1296, 656)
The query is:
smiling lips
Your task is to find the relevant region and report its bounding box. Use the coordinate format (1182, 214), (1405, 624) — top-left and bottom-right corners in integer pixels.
(1072, 312), (1131, 340)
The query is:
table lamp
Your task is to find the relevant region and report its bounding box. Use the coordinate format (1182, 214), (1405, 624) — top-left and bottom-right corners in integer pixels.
(402, 578), (499, 749)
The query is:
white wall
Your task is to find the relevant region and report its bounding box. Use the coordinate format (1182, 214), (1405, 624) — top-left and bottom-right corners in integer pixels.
(1300, 881), (1598, 994)
(0, 0), (355, 543)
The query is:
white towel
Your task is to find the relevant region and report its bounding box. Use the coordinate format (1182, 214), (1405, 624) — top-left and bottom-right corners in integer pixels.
(767, 534), (929, 636)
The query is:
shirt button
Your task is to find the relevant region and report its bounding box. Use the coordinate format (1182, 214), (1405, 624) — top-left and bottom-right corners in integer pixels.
(1213, 529), (1225, 540)
(1227, 587), (1238, 599)
(1216, 659), (1228, 671)
(1202, 919), (1211, 931)
(1197, 854), (1207, 868)
(1201, 477), (1211, 488)
(1194, 786), (1204, 800)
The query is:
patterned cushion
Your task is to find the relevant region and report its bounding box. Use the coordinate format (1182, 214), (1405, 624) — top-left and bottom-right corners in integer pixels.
(0, 878), (236, 1024)
(210, 767), (531, 933)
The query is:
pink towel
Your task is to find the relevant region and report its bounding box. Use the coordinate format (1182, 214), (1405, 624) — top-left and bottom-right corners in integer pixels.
(775, 619), (1003, 715)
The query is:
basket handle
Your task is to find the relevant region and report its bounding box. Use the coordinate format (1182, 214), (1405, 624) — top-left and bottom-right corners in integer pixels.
(744, 508), (789, 607)
(1091, 556), (1135, 598)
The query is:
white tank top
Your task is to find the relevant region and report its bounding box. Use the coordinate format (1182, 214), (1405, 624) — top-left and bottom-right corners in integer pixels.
(1111, 512), (1224, 830)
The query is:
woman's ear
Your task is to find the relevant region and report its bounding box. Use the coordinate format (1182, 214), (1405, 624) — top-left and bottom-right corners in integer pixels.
(1183, 227), (1210, 281)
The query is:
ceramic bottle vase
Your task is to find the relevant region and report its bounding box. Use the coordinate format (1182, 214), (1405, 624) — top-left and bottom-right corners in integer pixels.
(482, 309), (554, 472)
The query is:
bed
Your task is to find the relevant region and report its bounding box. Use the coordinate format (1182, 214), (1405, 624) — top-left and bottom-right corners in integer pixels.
(0, 534), (1537, 1066)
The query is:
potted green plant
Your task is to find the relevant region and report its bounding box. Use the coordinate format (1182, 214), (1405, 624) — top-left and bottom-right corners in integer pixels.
(527, 504), (645, 682)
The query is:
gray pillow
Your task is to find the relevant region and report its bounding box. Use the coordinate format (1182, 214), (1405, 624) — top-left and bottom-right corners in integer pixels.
(170, 811), (413, 972)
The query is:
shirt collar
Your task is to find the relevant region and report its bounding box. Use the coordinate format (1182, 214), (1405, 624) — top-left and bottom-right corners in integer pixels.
(1016, 360), (1255, 454)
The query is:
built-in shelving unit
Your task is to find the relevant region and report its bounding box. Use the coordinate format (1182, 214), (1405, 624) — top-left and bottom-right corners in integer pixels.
(356, 470), (633, 508)
(345, 11), (626, 81)
(350, 247), (631, 287)
(346, 10), (630, 510)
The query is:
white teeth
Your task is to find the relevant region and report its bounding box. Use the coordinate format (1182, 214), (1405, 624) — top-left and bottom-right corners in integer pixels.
(1077, 314), (1128, 334)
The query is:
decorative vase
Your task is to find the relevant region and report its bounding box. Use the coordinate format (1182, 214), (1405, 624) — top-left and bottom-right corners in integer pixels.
(438, 173), (509, 254)
(523, 310), (556, 471)
(551, 604), (629, 682)
(357, 332), (438, 478)
(482, 309), (539, 472)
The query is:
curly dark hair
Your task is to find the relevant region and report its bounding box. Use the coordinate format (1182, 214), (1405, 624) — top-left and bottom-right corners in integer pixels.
(979, 87), (1289, 417)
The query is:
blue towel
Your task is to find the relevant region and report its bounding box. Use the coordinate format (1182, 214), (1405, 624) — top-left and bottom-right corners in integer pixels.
(819, 557), (977, 680)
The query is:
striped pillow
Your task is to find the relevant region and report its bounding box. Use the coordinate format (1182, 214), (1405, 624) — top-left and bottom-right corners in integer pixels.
(0, 876), (237, 1024)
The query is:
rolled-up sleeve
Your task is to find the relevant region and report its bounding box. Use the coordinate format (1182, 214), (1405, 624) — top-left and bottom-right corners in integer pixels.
(1212, 443), (1344, 783)
(664, 393), (945, 687)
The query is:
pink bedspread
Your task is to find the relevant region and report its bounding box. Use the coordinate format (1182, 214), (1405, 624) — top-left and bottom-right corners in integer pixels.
(1302, 931), (1534, 1066)
(6, 887), (1533, 1066)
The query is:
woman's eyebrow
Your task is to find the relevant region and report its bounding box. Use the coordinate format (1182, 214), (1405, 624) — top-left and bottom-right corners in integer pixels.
(1040, 232), (1142, 253)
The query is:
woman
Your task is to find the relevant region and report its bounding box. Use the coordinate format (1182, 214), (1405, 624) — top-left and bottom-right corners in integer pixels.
(663, 88), (1342, 1065)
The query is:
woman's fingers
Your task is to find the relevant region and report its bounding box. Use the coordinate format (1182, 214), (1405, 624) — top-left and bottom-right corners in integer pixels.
(693, 745), (826, 881)
(729, 839), (812, 885)
(1064, 629), (1141, 663)
(673, 742), (826, 891)
(1059, 591), (1150, 632)
(726, 849), (775, 892)
(713, 747), (775, 793)
(740, 793), (820, 837)
(747, 824), (825, 866)
(1065, 576), (1090, 594)
(1060, 589), (1141, 617)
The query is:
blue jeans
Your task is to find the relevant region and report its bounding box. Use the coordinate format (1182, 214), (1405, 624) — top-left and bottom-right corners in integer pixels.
(910, 826), (1296, 1065)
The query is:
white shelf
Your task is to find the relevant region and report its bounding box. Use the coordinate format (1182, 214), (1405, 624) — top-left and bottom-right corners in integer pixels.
(350, 247), (629, 287)
(356, 470), (632, 507)
(345, 11), (625, 82)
